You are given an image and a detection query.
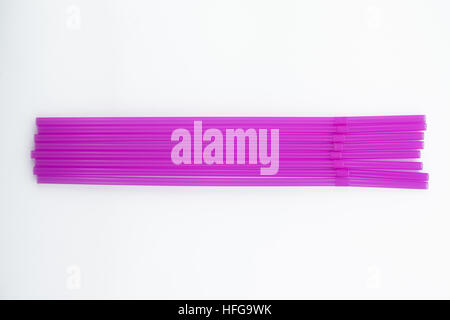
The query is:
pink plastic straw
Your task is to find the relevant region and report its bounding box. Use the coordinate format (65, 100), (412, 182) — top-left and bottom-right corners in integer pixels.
(32, 115), (428, 189)
(33, 159), (423, 170)
(35, 132), (424, 143)
(36, 175), (428, 189)
(36, 123), (426, 134)
(36, 115), (426, 126)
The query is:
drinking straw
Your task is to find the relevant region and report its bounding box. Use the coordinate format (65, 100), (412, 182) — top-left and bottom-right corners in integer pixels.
(33, 167), (428, 181)
(36, 115), (426, 126)
(34, 131), (424, 143)
(33, 159), (423, 170)
(36, 123), (426, 134)
(35, 175), (428, 189)
(31, 149), (421, 160)
(32, 115), (428, 189)
(33, 140), (424, 151)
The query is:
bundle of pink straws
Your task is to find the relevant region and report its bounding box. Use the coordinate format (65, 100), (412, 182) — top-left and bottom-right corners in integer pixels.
(31, 115), (428, 189)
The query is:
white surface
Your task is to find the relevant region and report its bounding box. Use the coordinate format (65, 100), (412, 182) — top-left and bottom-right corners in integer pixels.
(1, 0), (450, 299)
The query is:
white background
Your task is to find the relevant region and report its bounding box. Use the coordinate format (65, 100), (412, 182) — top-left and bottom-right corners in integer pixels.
(1, 0), (450, 299)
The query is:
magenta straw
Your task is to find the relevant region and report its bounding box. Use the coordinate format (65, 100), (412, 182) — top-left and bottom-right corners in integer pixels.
(33, 159), (423, 170)
(33, 167), (428, 180)
(36, 176), (428, 189)
(32, 115), (428, 189)
(33, 140), (424, 151)
(35, 132), (424, 143)
(36, 123), (426, 134)
(31, 150), (421, 160)
(36, 115), (426, 126)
